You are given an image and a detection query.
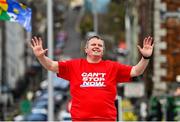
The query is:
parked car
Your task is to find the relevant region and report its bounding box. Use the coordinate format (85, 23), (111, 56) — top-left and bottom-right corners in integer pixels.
(40, 74), (69, 91)
(24, 113), (47, 121)
(58, 99), (72, 121)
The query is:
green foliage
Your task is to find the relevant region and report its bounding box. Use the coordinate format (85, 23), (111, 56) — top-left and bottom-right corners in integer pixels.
(104, 1), (125, 41)
(108, 1), (125, 30)
(79, 1), (126, 42)
(79, 13), (93, 36)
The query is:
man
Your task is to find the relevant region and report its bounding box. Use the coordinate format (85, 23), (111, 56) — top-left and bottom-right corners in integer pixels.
(30, 35), (154, 121)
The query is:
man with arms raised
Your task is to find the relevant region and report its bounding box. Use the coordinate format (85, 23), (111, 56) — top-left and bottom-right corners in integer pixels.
(30, 35), (154, 121)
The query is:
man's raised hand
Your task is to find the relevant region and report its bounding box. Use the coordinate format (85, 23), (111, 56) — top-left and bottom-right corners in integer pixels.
(30, 37), (48, 58)
(137, 36), (154, 59)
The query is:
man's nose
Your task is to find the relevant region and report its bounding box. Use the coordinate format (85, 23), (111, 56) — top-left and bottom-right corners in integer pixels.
(94, 45), (99, 48)
(95, 44), (101, 47)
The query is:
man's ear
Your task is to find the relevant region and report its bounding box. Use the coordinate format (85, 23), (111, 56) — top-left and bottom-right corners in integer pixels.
(84, 47), (88, 54)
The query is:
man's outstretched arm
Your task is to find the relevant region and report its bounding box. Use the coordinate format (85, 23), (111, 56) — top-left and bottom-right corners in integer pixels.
(130, 36), (154, 77)
(30, 36), (59, 73)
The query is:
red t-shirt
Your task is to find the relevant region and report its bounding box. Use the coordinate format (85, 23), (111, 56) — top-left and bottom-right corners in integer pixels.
(57, 58), (132, 121)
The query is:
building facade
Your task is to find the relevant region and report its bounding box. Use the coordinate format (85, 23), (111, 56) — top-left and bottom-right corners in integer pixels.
(153, 0), (180, 94)
(5, 22), (27, 89)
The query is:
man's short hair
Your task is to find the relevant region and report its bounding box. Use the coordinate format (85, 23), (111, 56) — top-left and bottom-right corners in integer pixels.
(86, 35), (102, 42)
(85, 35), (105, 49)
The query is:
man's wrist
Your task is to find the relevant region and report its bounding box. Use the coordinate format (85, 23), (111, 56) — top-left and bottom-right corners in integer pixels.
(37, 54), (46, 59)
(142, 55), (151, 60)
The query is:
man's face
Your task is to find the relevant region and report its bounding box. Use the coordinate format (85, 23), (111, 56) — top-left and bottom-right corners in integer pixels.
(85, 38), (104, 58)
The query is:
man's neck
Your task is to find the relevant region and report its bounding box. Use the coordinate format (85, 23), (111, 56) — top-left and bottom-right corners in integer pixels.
(86, 56), (102, 63)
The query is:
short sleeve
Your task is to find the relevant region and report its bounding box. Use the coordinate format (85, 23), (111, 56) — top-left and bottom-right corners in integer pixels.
(57, 60), (71, 81)
(116, 63), (132, 83)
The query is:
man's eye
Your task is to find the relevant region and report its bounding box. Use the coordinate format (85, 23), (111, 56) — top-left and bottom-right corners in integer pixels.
(98, 44), (103, 47)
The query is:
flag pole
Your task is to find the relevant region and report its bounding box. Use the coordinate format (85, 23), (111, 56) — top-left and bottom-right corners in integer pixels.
(93, 0), (98, 34)
(47, 0), (54, 121)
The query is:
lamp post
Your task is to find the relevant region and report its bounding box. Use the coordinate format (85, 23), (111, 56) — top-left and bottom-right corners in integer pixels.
(93, 0), (98, 34)
(47, 0), (54, 121)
